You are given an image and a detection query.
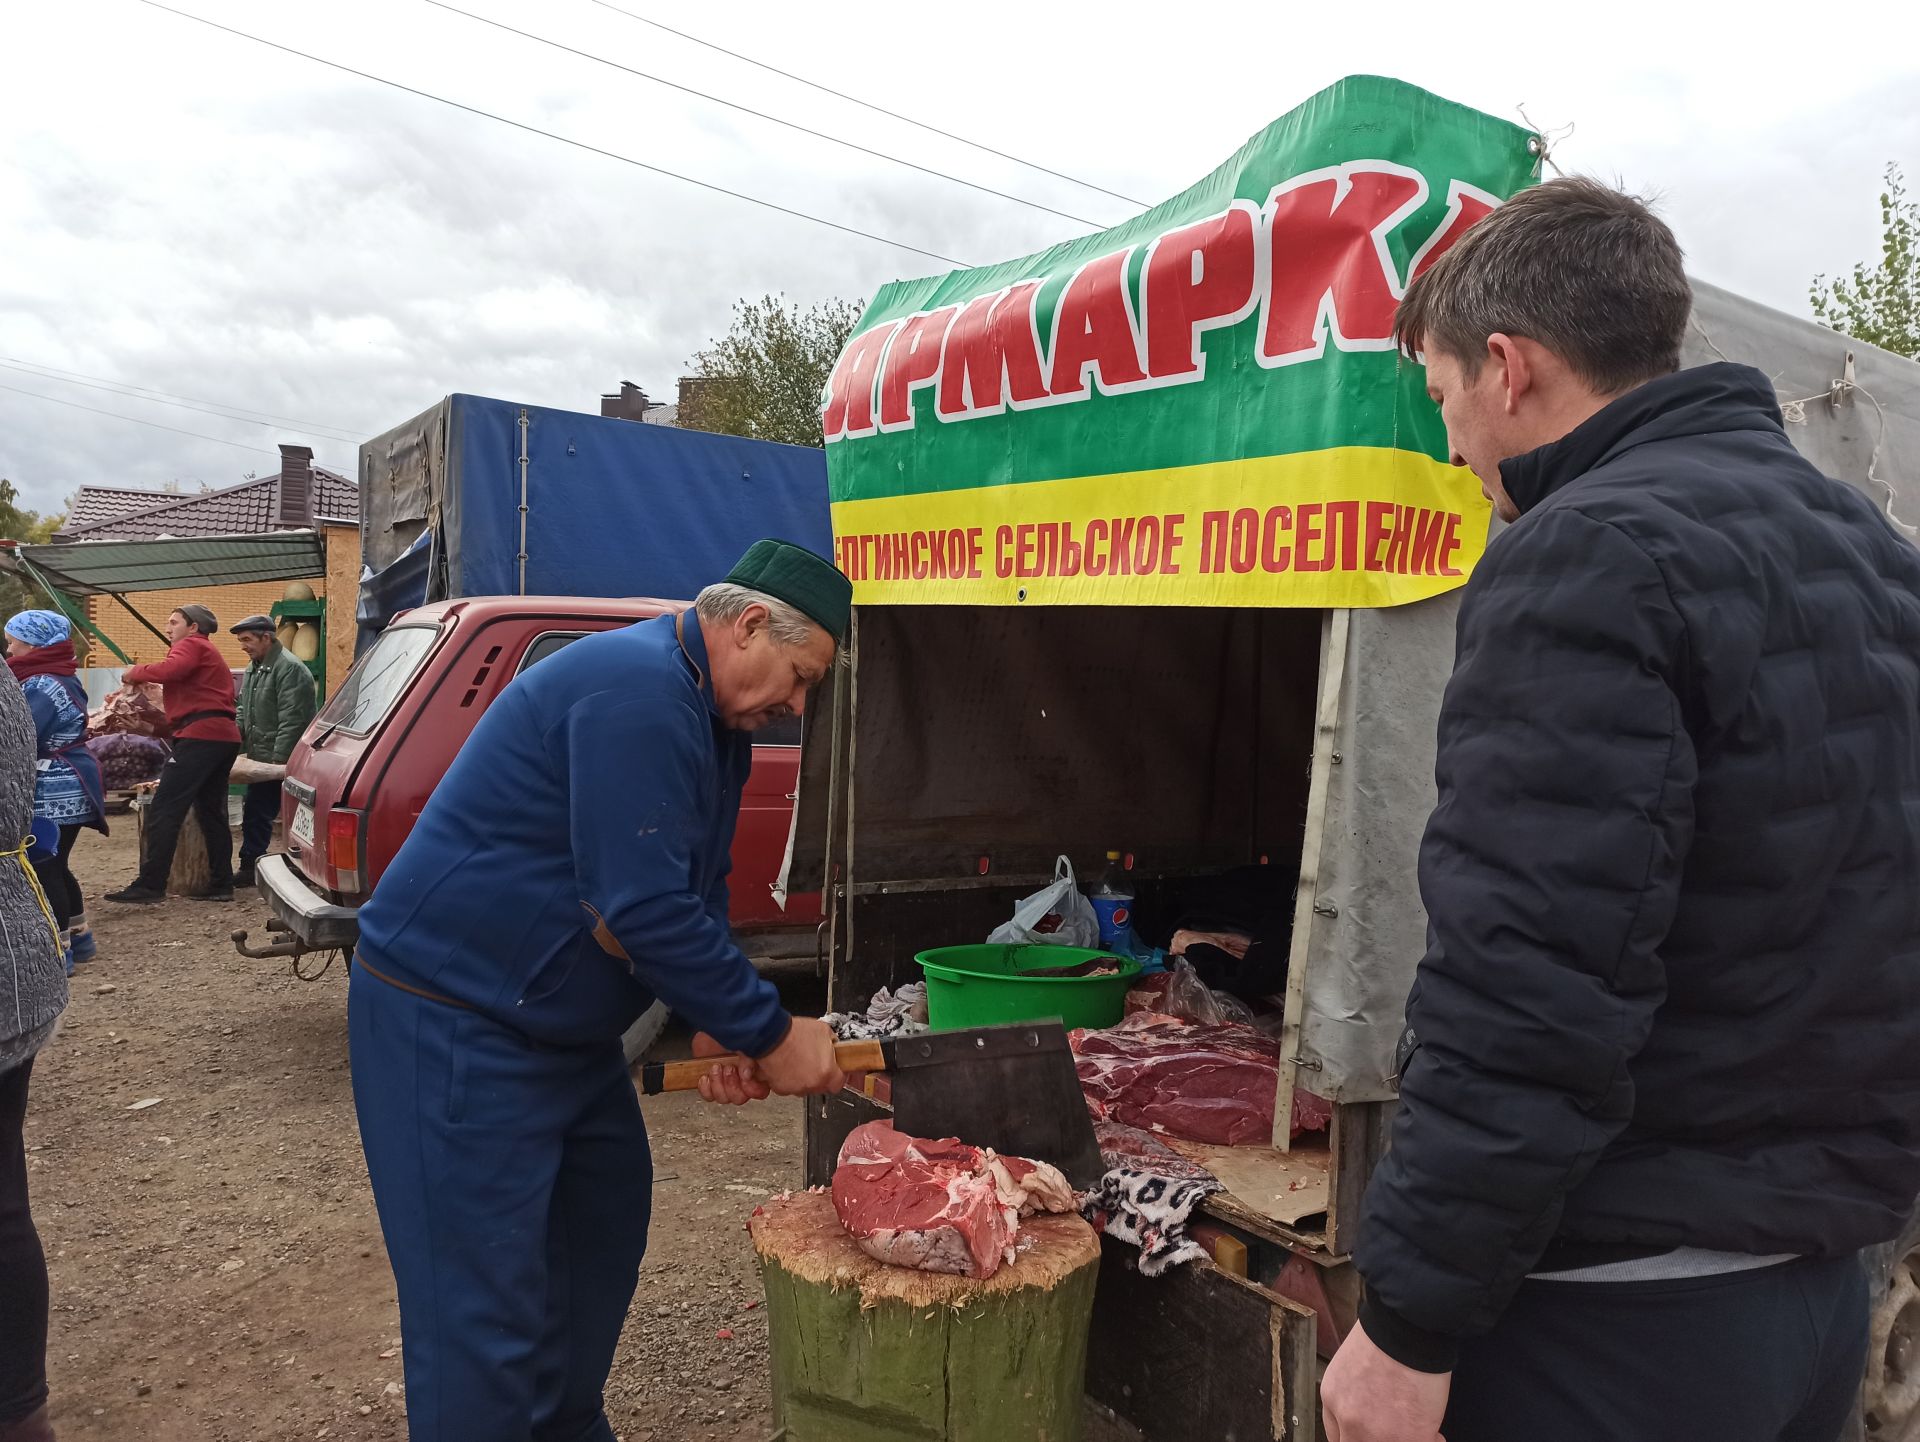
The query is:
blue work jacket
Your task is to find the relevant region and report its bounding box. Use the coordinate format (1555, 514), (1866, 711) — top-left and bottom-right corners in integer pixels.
(356, 611), (790, 1056)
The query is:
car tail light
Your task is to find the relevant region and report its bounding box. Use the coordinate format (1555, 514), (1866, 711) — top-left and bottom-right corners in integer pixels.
(328, 808), (366, 894)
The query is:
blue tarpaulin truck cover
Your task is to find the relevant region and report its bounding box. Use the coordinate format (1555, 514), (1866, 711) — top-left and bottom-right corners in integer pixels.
(354, 394), (832, 640)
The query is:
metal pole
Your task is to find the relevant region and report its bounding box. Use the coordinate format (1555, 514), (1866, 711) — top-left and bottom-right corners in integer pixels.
(842, 608), (859, 1000)
(516, 408), (531, 596)
(106, 588), (171, 646)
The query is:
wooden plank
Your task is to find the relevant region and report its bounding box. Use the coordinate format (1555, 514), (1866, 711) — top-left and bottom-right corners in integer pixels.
(841, 609), (860, 1006)
(1325, 1102), (1374, 1257)
(847, 873), (1057, 896)
(1162, 1136), (1331, 1244)
(1276, 607), (1349, 1151)
(1086, 1241), (1317, 1441)
(1199, 1195), (1331, 1256)
(1273, 1270), (1322, 1442)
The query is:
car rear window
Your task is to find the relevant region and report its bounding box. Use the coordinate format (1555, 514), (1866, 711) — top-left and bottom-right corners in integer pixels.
(513, 632), (805, 744)
(517, 631), (587, 674)
(315, 624), (440, 738)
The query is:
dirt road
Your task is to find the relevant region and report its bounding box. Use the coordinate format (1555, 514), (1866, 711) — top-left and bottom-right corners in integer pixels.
(25, 826), (816, 1442)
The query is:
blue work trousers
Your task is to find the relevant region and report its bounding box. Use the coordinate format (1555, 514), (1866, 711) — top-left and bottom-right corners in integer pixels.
(348, 966), (652, 1442)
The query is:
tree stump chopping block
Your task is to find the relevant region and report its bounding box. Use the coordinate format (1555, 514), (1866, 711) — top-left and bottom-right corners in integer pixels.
(136, 783), (220, 896)
(750, 1190), (1101, 1442)
(166, 804), (214, 895)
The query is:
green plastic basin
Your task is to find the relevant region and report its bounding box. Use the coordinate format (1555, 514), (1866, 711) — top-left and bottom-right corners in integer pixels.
(916, 944), (1142, 1031)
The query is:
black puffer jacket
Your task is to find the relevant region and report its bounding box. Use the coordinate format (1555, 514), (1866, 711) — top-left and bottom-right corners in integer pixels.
(1357, 363), (1920, 1370)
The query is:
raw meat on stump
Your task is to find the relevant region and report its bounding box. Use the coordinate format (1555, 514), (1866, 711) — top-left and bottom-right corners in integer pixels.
(830, 1121), (1074, 1279)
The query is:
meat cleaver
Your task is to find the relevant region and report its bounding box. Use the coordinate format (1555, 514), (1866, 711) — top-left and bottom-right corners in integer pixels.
(634, 1020), (1106, 1189)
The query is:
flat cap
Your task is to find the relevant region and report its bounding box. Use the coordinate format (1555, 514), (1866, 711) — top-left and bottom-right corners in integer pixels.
(176, 603), (217, 634)
(724, 539), (851, 641)
(229, 613), (276, 635)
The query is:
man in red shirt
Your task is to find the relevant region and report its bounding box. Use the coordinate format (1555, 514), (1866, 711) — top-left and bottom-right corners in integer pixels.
(106, 604), (242, 905)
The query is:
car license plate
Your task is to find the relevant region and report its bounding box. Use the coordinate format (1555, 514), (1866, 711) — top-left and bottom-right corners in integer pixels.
(291, 802), (316, 847)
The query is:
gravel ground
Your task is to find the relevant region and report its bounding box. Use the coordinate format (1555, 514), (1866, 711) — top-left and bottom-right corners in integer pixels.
(25, 823), (818, 1442)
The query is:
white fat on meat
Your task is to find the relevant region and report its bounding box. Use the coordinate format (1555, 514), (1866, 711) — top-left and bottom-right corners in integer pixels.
(830, 1121), (1074, 1280)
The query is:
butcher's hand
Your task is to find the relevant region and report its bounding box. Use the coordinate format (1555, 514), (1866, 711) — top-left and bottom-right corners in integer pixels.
(1321, 1321), (1450, 1442)
(691, 1032), (770, 1106)
(754, 1016), (847, 1097)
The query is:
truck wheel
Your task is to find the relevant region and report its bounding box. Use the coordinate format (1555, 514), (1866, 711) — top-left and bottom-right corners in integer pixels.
(621, 1000), (672, 1066)
(1866, 1243), (1920, 1437)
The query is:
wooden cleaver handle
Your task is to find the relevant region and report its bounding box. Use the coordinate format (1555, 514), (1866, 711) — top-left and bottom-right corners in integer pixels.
(635, 1039), (887, 1094)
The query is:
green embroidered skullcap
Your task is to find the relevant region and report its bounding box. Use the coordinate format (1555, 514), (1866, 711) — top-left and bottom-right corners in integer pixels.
(724, 539), (852, 641)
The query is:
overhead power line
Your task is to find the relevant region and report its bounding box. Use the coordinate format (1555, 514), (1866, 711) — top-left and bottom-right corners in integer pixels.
(582, 0), (1151, 210)
(421, 0), (1111, 230)
(0, 358), (364, 442)
(129, 0), (975, 268)
(0, 380), (282, 456)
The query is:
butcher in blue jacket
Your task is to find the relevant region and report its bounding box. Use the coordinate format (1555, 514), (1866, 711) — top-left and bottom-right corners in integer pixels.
(349, 540), (849, 1442)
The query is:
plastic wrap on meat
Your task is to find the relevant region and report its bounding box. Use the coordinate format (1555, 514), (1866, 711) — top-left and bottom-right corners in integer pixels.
(1092, 1119), (1219, 1180)
(829, 1120), (1074, 1279)
(1071, 1011), (1332, 1146)
(1124, 961), (1257, 1027)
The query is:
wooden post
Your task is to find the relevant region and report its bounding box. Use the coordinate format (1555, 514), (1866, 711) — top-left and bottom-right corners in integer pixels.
(749, 1190), (1101, 1442)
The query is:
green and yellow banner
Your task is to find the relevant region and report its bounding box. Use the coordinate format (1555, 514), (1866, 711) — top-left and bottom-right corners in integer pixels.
(823, 75), (1538, 607)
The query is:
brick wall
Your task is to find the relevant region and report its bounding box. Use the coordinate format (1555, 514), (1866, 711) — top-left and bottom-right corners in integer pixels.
(86, 580), (306, 668)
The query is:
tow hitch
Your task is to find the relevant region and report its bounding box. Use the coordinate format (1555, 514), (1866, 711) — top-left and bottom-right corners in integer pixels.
(231, 921), (351, 980)
(230, 919), (305, 960)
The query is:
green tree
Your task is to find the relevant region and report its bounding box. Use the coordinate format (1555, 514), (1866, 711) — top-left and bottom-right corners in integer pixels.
(0, 477), (70, 624)
(1811, 163), (1919, 358)
(680, 295), (863, 447)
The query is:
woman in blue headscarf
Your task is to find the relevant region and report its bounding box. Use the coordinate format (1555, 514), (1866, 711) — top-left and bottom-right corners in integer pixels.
(5, 611), (107, 967)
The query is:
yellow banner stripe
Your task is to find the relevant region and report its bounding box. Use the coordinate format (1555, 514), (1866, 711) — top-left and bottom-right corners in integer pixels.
(831, 446), (1491, 608)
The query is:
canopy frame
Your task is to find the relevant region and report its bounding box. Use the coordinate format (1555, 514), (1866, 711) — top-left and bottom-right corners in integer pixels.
(0, 530), (328, 666)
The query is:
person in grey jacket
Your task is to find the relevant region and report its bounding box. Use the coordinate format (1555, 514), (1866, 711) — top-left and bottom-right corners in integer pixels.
(229, 614), (317, 890)
(0, 674), (68, 1442)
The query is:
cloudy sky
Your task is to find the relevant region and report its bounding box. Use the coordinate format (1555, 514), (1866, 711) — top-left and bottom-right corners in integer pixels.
(2, 0), (1914, 517)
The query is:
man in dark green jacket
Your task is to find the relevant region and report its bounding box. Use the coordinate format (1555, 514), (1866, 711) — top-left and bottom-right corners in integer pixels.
(230, 614), (317, 889)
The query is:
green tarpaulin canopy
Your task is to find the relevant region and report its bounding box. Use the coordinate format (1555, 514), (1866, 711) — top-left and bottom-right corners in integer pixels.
(0, 530), (324, 595)
(0, 530), (327, 664)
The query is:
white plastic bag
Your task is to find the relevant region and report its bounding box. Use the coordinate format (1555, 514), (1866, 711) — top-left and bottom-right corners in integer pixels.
(986, 855), (1101, 948)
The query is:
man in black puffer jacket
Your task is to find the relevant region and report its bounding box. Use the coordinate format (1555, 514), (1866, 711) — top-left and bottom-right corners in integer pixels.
(1320, 178), (1920, 1442)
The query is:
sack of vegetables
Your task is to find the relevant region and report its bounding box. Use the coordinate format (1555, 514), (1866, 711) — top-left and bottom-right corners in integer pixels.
(87, 732), (170, 791)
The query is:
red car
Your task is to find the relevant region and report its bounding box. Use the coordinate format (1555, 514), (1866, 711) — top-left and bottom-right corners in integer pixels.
(241, 595), (822, 1055)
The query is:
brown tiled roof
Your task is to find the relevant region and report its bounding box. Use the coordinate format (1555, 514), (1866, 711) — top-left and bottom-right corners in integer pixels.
(59, 467), (358, 541)
(61, 485), (188, 533)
